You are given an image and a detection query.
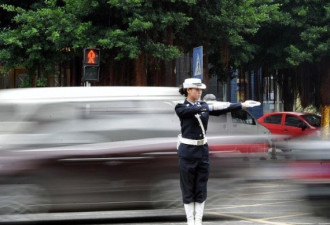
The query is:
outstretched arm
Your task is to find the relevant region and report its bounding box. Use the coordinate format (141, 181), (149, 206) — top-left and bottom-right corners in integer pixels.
(208, 100), (261, 116)
(208, 102), (242, 116)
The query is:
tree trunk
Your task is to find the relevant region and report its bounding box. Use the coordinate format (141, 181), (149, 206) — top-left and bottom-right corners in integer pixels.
(108, 61), (115, 86)
(280, 69), (295, 111)
(135, 54), (147, 86)
(221, 42), (229, 69)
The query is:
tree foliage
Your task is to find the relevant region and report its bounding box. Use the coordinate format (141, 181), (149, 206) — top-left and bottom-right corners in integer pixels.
(248, 0), (330, 108)
(0, 0), (93, 73)
(0, 0), (195, 74)
(176, 0), (280, 78)
(285, 0), (329, 66)
(97, 0), (194, 60)
(251, 0), (329, 69)
(0, 0), (329, 106)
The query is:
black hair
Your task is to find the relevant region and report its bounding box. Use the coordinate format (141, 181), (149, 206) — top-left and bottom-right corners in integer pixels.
(179, 85), (188, 97)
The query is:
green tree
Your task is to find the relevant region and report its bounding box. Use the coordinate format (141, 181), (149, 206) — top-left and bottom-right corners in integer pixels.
(248, 0), (330, 109)
(175, 0), (280, 83)
(0, 0), (197, 85)
(96, 0), (195, 60)
(0, 0), (328, 103)
(0, 0), (92, 78)
(285, 1), (330, 108)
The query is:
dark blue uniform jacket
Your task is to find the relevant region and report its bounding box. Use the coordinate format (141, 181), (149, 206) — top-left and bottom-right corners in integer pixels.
(175, 99), (242, 159)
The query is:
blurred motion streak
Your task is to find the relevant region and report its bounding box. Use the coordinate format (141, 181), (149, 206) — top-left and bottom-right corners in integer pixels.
(0, 87), (271, 216)
(277, 138), (330, 217)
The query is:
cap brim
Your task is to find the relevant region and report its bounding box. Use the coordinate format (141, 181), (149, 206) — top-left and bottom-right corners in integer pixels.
(183, 83), (206, 89)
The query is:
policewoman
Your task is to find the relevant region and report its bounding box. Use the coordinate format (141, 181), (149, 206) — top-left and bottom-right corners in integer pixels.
(175, 78), (260, 225)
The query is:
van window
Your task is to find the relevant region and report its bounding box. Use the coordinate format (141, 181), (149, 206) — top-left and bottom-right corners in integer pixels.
(81, 100), (173, 118)
(264, 115), (282, 124)
(231, 110), (256, 125)
(0, 99), (179, 148)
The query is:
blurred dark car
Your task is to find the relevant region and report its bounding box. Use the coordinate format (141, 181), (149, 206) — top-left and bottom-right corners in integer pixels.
(0, 87), (270, 214)
(281, 139), (330, 217)
(258, 112), (321, 138)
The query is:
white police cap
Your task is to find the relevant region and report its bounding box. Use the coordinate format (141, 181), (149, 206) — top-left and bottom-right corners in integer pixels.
(183, 78), (206, 89)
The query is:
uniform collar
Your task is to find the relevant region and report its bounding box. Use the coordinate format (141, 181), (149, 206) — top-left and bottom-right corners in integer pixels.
(185, 99), (201, 106)
(185, 99), (195, 105)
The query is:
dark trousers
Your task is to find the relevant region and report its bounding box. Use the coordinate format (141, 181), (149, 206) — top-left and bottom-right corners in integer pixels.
(179, 153), (209, 204)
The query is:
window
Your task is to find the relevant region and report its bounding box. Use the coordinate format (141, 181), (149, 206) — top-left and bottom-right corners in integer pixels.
(80, 100), (173, 117)
(285, 115), (303, 127)
(231, 110), (255, 125)
(264, 115), (282, 124)
(301, 114), (321, 127)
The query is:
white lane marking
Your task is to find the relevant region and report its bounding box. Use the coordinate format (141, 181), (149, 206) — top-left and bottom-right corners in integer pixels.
(206, 199), (305, 210)
(263, 213), (311, 220)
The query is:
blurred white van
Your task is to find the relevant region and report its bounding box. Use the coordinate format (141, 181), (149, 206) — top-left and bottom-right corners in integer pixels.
(0, 86), (269, 150)
(0, 86), (271, 214)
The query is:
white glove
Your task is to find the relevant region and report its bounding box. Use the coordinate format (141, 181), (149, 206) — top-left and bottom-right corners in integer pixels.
(243, 100), (261, 108)
(212, 101), (231, 110)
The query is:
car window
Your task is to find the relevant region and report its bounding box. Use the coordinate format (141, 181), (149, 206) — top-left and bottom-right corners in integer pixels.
(231, 110), (256, 125)
(264, 115), (282, 124)
(301, 114), (321, 127)
(285, 115), (303, 127)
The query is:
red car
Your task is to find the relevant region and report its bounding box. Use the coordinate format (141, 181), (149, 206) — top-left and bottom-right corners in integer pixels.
(257, 112), (321, 138)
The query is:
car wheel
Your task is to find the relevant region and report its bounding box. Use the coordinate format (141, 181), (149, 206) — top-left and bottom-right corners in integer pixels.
(0, 184), (49, 215)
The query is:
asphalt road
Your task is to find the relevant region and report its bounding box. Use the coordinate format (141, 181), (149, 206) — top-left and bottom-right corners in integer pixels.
(1, 179), (330, 225)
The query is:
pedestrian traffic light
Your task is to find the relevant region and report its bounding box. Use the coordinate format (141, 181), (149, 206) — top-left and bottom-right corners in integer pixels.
(83, 48), (100, 65)
(83, 48), (100, 82)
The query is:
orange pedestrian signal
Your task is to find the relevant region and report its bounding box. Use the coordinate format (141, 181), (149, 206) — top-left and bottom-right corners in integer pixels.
(83, 48), (100, 82)
(87, 50), (96, 64)
(83, 48), (100, 65)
